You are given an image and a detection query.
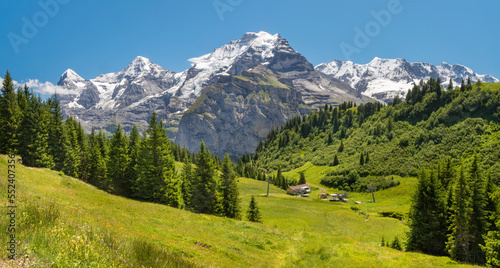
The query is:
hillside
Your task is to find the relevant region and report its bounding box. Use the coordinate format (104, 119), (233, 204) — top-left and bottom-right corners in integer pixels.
(249, 81), (500, 185)
(0, 155), (471, 267)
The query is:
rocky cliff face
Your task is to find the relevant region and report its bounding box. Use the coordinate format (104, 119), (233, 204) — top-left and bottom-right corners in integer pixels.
(176, 66), (311, 160)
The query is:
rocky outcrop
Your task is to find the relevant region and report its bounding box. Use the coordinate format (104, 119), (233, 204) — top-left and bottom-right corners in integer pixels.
(176, 66), (311, 160)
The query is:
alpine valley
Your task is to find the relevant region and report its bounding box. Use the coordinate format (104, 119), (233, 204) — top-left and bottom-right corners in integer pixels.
(56, 31), (499, 159)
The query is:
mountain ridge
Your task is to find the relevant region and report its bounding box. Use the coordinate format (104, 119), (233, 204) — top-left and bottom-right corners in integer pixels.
(316, 57), (500, 102)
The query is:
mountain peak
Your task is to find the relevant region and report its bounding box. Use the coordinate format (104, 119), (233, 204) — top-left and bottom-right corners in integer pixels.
(57, 68), (84, 86)
(121, 56), (166, 77)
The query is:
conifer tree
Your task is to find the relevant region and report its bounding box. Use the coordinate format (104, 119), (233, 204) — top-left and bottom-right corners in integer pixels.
(299, 171), (306, 184)
(48, 94), (67, 171)
(332, 155), (339, 166)
(447, 78), (454, 90)
(64, 117), (81, 177)
(277, 166), (283, 187)
(181, 155), (193, 209)
(18, 92), (53, 168)
(407, 170), (447, 255)
(107, 124), (130, 196)
(338, 140), (344, 152)
(87, 128), (107, 188)
(135, 113), (178, 205)
(360, 153), (364, 166)
(75, 122), (90, 181)
(126, 125), (141, 197)
(192, 141), (219, 214)
(221, 154), (241, 219)
(247, 195), (262, 223)
(447, 166), (473, 262)
(484, 173), (498, 232)
(365, 152), (369, 164)
(468, 155), (486, 264)
(391, 236), (402, 251)
(482, 188), (500, 268)
(0, 71), (20, 154)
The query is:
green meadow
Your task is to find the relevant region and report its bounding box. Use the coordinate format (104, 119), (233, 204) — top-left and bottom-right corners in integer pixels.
(0, 155), (474, 267)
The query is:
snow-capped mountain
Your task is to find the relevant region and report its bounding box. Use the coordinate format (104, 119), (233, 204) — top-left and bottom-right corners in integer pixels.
(175, 31), (368, 106)
(59, 31), (368, 135)
(316, 57), (500, 102)
(60, 56), (180, 110)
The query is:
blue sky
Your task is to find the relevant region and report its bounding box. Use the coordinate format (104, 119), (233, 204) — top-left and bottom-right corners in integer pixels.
(1, 0), (499, 93)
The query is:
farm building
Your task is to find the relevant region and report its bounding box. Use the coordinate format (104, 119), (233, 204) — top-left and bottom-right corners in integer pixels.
(287, 184), (311, 196)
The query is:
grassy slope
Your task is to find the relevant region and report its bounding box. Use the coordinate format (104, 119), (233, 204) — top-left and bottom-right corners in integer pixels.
(0, 155), (472, 267)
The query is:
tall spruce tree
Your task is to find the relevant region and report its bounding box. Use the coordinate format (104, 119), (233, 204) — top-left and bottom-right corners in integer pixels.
(447, 166), (473, 263)
(484, 173), (498, 232)
(125, 125), (141, 197)
(87, 128), (107, 188)
(407, 170), (447, 255)
(48, 93), (67, 171)
(468, 155), (486, 264)
(107, 124), (130, 196)
(0, 71), (20, 154)
(180, 155), (193, 209)
(221, 154), (241, 219)
(299, 171), (306, 184)
(135, 113), (177, 205)
(482, 188), (500, 267)
(192, 141), (220, 214)
(247, 195), (262, 223)
(18, 92), (53, 168)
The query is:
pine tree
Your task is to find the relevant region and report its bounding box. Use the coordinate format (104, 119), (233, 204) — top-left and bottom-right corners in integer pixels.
(87, 128), (107, 188)
(332, 155), (339, 166)
(0, 71), (20, 154)
(107, 124), (130, 196)
(247, 195), (262, 223)
(135, 113), (178, 205)
(221, 154), (241, 219)
(447, 166), (473, 263)
(338, 140), (344, 152)
(192, 141), (220, 214)
(277, 166), (283, 187)
(391, 236), (403, 251)
(387, 116), (393, 132)
(484, 173), (498, 232)
(440, 157), (454, 190)
(48, 94), (67, 171)
(298, 171), (306, 184)
(482, 186), (500, 268)
(407, 170), (447, 255)
(62, 121), (79, 177)
(359, 153), (364, 166)
(447, 78), (454, 90)
(327, 132), (333, 145)
(125, 125), (141, 197)
(18, 92), (53, 168)
(75, 122), (89, 181)
(468, 155), (486, 264)
(64, 117), (81, 178)
(181, 155), (193, 209)
(365, 152), (369, 164)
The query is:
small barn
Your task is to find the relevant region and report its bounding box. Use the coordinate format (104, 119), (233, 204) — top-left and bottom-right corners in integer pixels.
(287, 184), (311, 196)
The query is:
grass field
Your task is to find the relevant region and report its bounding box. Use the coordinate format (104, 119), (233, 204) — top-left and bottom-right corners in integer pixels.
(0, 155), (474, 267)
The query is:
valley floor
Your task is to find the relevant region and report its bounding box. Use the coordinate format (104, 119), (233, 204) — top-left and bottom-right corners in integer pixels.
(0, 155), (474, 267)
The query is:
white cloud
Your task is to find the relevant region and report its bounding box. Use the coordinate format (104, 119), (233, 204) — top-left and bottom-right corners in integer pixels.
(13, 79), (78, 95)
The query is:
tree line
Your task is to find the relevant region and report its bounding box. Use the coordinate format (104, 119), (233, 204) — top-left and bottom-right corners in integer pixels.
(406, 155), (499, 266)
(0, 71), (259, 221)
